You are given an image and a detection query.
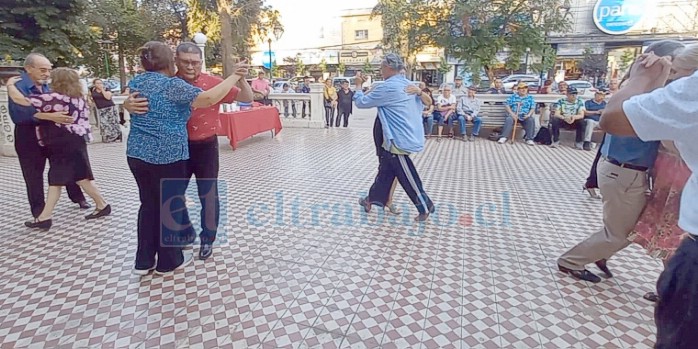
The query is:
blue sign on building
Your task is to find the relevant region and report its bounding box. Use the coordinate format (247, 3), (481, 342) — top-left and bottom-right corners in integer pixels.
(593, 0), (649, 35)
(261, 51), (276, 69)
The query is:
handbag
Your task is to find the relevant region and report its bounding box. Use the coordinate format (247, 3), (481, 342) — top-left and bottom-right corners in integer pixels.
(488, 127), (503, 141)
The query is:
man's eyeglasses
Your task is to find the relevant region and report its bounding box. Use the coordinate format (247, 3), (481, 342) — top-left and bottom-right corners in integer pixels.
(179, 59), (202, 67)
(31, 66), (52, 74)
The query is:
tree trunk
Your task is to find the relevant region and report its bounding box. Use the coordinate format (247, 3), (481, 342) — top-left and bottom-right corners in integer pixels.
(484, 65), (495, 86)
(218, 0), (234, 77)
(118, 37), (127, 92)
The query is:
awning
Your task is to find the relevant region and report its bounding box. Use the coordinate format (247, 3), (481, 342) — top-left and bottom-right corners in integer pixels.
(416, 62), (438, 70)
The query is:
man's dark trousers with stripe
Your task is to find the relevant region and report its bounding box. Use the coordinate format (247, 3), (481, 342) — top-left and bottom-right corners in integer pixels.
(367, 146), (433, 214)
(370, 117), (432, 214)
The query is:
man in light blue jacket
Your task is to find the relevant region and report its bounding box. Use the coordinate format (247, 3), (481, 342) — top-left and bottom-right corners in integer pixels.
(355, 53), (435, 222)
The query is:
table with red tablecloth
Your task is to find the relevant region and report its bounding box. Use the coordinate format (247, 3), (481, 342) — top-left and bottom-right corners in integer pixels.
(217, 106), (282, 150)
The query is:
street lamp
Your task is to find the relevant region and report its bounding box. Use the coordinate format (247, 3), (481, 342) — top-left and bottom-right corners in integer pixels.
(267, 25), (284, 77)
(96, 40), (113, 77)
(192, 32), (208, 72)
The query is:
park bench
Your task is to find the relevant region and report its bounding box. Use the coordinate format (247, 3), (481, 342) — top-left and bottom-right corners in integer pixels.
(428, 93), (605, 143)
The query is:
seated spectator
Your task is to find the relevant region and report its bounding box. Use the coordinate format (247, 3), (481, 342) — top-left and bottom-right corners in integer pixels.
(280, 83), (297, 117)
(550, 87), (586, 148)
(488, 79), (506, 94)
(419, 81), (435, 137)
(455, 86), (483, 141)
(498, 83), (536, 145)
(452, 76), (468, 98)
(582, 91), (607, 150)
(434, 86), (456, 141)
(555, 81), (568, 94)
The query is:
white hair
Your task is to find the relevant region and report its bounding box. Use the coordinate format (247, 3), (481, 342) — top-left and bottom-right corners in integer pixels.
(673, 44), (698, 72)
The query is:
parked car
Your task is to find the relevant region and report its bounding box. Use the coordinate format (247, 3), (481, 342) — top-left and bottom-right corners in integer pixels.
(501, 74), (540, 92)
(564, 80), (597, 99)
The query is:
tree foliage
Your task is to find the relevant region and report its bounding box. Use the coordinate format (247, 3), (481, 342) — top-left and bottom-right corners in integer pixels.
(375, 0), (573, 82)
(0, 0), (92, 66)
(295, 57), (306, 76)
(80, 0), (179, 85)
(437, 57), (450, 76)
(372, 0), (435, 75)
(282, 56), (298, 77)
(187, 0), (283, 77)
(362, 59), (373, 74)
(580, 48), (608, 78)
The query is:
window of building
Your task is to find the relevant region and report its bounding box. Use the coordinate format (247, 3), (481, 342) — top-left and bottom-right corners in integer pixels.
(354, 30), (368, 40)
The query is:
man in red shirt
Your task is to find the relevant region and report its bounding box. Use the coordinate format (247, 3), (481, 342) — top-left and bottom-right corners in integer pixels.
(175, 43), (253, 259)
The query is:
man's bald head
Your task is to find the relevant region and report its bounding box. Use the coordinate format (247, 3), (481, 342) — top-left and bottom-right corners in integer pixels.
(24, 53), (49, 67)
(24, 53), (52, 85)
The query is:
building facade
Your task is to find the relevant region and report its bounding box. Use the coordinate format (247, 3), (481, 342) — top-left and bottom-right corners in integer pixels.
(549, 0), (698, 81)
(338, 8), (384, 76)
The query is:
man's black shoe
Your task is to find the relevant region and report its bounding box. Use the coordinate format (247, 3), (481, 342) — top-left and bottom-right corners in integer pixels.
(583, 141), (592, 151)
(199, 243), (213, 260)
(558, 264), (602, 283)
(78, 200), (91, 209)
(358, 197), (372, 213)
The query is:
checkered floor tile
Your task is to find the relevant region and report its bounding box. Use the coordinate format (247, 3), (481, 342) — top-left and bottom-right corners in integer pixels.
(0, 108), (662, 348)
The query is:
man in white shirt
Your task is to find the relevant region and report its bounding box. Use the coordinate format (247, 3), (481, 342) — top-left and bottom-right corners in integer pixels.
(600, 52), (698, 349)
(434, 87), (457, 141)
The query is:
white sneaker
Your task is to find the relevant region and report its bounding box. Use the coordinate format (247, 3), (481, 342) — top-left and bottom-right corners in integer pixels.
(154, 250), (194, 276)
(575, 142), (584, 150)
(526, 140), (535, 146)
(497, 138), (507, 144)
(133, 265), (155, 276)
(550, 141), (560, 148)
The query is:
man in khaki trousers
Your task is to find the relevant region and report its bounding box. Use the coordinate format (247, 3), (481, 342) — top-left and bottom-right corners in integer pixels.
(558, 40), (684, 283)
(557, 135), (657, 283)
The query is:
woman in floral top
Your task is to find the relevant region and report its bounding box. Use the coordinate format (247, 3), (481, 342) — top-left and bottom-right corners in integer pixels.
(6, 68), (111, 231)
(628, 43), (698, 303)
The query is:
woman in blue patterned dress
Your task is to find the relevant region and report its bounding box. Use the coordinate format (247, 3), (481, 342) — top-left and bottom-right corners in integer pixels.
(127, 41), (247, 276)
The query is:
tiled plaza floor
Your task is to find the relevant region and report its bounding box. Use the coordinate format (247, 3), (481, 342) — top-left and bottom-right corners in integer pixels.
(0, 111), (660, 348)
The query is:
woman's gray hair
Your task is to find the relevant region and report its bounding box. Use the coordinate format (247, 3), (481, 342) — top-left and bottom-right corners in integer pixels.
(382, 53), (405, 71)
(620, 40), (685, 86)
(673, 43), (698, 72)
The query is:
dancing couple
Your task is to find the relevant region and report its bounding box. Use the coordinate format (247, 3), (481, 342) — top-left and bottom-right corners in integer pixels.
(7, 53), (111, 231)
(354, 53), (435, 222)
(123, 41), (252, 275)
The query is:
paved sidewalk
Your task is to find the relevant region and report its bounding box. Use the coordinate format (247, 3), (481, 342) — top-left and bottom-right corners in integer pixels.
(0, 117), (660, 348)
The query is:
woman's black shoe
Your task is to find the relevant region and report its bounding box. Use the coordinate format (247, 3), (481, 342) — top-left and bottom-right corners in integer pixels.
(25, 218), (52, 231)
(85, 204), (111, 220)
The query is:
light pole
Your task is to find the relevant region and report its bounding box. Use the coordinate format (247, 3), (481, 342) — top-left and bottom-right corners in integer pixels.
(97, 40), (113, 77)
(267, 25), (284, 77)
(192, 33), (208, 72)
